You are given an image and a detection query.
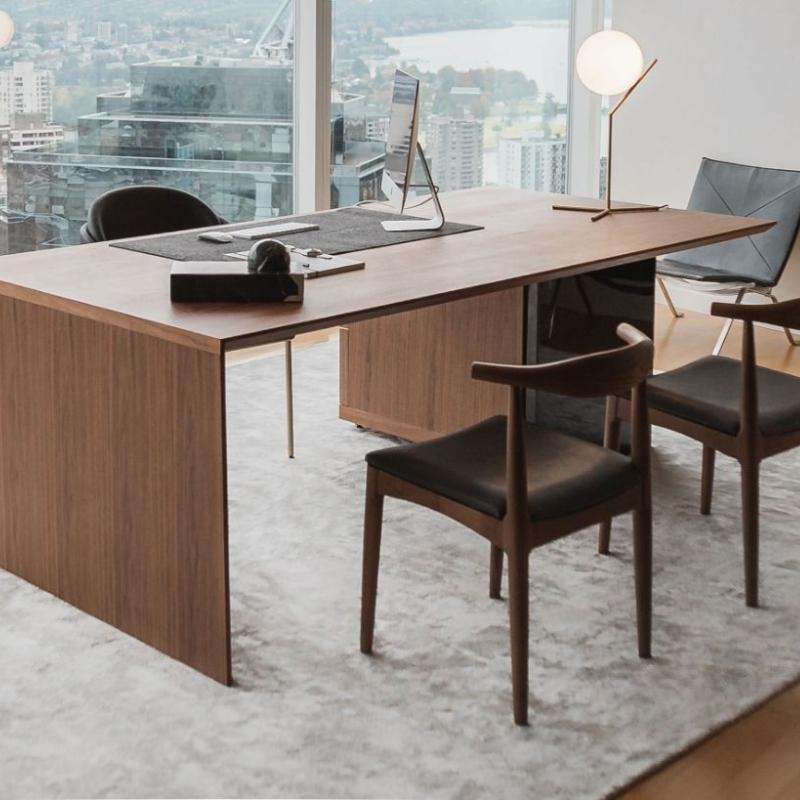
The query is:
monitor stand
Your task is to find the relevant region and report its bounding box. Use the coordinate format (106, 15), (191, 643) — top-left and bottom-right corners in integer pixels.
(381, 143), (445, 232)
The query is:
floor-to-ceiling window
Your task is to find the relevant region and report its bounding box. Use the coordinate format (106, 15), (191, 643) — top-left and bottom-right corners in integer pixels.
(0, 0), (296, 254)
(0, 0), (588, 256)
(330, 0), (572, 209)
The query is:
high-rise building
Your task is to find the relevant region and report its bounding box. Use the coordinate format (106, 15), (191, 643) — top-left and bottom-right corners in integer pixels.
(498, 132), (568, 195)
(96, 21), (114, 43)
(65, 21), (80, 44)
(599, 155), (608, 200)
(0, 63), (54, 127)
(7, 115), (64, 151)
(425, 115), (484, 193)
(365, 114), (389, 143)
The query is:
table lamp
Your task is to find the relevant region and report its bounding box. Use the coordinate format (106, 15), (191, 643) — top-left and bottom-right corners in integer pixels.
(554, 30), (664, 222)
(0, 11), (14, 47)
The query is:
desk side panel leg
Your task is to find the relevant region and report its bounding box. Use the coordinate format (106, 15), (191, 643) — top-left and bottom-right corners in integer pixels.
(0, 296), (231, 684)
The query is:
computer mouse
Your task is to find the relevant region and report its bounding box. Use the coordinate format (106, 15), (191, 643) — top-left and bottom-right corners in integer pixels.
(306, 247), (324, 258)
(198, 231), (234, 244)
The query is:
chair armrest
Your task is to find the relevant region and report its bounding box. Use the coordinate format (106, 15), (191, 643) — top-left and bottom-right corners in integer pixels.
(472, 323), (652, 398)
(711, 297), (800, 328)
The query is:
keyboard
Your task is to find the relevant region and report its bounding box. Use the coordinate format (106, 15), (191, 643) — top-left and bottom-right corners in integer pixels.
(231, 221), (319, 240)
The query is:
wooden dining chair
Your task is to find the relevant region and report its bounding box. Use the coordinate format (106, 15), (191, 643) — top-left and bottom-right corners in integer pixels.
(360, 324), (654, 725)
(600, 298), (800, 608)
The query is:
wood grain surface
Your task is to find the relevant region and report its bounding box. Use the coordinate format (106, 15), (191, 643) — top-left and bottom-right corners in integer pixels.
(0, 188), (774, 351)
(0, 295), (231, 682)
(340, 288), (524, 440)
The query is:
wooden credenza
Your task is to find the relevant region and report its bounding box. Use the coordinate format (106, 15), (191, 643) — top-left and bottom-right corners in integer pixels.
(340, 287), (524, 442)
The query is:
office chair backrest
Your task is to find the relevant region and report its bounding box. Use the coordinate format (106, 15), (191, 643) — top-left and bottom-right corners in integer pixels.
(80, 186), (224, 243)
(668, 158), (800, 287)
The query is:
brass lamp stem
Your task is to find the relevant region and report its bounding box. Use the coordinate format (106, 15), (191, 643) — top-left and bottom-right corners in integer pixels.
(603, 57), (658, 213)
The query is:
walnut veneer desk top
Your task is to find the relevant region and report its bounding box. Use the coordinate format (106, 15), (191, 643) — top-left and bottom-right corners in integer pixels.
(0, 187), (774, 353)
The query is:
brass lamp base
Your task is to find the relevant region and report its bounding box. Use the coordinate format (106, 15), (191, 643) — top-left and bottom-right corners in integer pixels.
(552, 203), (668, 222)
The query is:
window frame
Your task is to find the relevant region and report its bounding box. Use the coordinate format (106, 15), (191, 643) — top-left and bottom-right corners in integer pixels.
(293, 0), (332, 214)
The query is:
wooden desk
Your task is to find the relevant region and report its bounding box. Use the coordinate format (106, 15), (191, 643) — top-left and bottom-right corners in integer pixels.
(0, 188), (772, 683)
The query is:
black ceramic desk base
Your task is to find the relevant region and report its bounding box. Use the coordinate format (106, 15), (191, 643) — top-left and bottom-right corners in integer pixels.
(525, 258), (656, 446)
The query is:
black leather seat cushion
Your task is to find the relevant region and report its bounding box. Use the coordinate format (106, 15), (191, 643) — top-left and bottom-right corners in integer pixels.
(82, 186), (224, 243)
(657, 158), (800, 289)
(648, 356), (800, 437)
(366, 417), (640, 522)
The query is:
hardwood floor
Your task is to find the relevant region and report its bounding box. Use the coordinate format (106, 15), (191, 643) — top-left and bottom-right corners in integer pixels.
(229, 303), (800, 799)
(623, 683), (800, 800)
(654, 303), (800, 375)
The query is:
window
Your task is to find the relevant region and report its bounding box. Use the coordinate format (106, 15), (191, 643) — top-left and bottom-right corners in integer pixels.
(0, 0), (296, 254)
(0, 1), (584, 257)
(331, 0), (573, 209)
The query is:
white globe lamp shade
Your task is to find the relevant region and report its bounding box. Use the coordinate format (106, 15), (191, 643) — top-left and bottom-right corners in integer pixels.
(576, 30), (644, 96)
(0, 11), (14, 48)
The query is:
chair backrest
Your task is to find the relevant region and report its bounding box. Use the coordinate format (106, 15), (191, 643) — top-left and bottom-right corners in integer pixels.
(711, 297), (800, 444)
(473, 324), (653, 526)
(668, 158), (800, 287)
(471, 323), (653, 400)
(81, 186), (224, 243)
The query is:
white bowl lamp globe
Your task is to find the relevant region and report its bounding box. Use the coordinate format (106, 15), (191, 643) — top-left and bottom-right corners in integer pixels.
(576, 30), (644, 96)
(0, 11), (14, 48)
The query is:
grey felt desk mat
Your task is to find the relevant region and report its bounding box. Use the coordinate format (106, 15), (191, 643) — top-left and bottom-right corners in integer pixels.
(110, 206), (483, 261)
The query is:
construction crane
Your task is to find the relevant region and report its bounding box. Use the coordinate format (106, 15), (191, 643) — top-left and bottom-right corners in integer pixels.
(252, 0), (294, 62)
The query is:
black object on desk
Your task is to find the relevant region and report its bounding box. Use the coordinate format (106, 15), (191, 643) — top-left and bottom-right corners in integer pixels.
(170, 261), (303, 303)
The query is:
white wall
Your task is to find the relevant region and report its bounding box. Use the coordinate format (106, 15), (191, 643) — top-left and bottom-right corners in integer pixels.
(612, 0), (800, 309)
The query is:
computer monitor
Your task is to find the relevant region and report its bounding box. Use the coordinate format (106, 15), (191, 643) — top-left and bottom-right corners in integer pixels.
(381, 69), (421, 214)
(380, 69), (445, 232)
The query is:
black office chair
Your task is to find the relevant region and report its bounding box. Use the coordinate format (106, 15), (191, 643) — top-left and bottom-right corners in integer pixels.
(79, 185), (225, 243)
(81, 185), (296, 457)
(657, 158), (800, 354)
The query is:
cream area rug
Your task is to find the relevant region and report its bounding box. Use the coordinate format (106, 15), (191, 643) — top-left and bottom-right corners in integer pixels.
(1, 339), (799, 799)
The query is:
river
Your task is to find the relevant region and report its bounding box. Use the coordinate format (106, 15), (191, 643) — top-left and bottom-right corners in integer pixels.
(384, 22), (570, 102)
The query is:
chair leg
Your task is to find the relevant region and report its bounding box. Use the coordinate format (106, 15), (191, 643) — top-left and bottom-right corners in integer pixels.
(712, 317), (736, 356)
(598, 396), (622, 555)
(741, 458), (760, 608)
(632, 496), (653, 659)
(768, 294), (800, 346)
(700, 445), (715, 515)
(782, 327), (800, 346)
(285, 340), (295, 459)
(507, 550), (529, 726)
(360, 467), (385, 654)
(657, 276), (684, 318)
(712, 288), (747, 356)
(489, 544), (503, 599)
